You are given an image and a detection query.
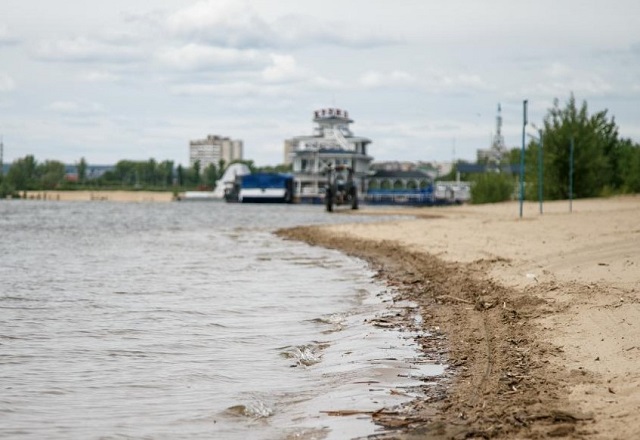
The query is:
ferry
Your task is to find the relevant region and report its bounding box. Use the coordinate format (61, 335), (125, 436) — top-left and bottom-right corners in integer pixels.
(225, 173), (294, 203)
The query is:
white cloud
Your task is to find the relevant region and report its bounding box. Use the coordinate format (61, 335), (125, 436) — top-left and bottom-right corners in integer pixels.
(168, 78), (310, 102)
(170, 81), (267, 97)
(544, 62), (573, 79)
(359, 69), (490, 94)
(165, 0), (275, 48)
(33, 36), (142, 63)
(261, 54), (305, 83)
(78, 70), (121, 83)
(525, 63), (614, 97)
(308, 76), (346, 90)
(359, 70), (416, 88)
(421, 70), (491, 94)
(0, 73), (16, 92)
(156, 44), (263, 71)
(164, 1), (398, 50)
(0, 24), (19, 45)
(2, 0), (640, 167)
(47, 101), (106, 115)
(273, 14), (401, 48)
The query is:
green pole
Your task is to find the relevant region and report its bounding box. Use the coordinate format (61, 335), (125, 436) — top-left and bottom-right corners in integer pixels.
(538, 136), (543, 214)
(569, 137), (574, 213)
(519, 100), (528, 218)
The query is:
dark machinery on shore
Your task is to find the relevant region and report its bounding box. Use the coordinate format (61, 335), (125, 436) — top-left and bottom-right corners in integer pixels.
(324, 164), (358, 212)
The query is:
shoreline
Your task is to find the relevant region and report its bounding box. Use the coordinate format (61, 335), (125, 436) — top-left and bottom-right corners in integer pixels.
(277, 196), (640, 439)
(18, 190), (176, 202)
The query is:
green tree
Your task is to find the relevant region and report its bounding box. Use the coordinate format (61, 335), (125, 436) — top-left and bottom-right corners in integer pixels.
(190, 160), (202, 186)
(470, 173), (515, 204)
(140, 158), (157, 186)
(157, 160), (174, 187)
(538, 94), (619, 200)
(0, 174), (15, 198)
(37, 160), (66, 189)
(176, 164), (185, 186)
(114, 160), (137, 186)
(203, 163), (218, 188)
(6, 155), (38, 190)
(77, 157), (88, 184)
(617, 138), (640, 193)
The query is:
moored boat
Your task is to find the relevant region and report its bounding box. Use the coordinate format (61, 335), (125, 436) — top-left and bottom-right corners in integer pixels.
(226, 173), (295, 203)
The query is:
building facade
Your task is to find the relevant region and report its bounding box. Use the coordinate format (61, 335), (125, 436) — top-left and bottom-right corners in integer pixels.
(283, 139), (296, 166)
(290, 108), (372, 201)
(189, 135), (243, 171)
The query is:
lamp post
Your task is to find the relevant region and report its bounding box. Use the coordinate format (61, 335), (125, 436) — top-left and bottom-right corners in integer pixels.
(519, 100), (528, 218)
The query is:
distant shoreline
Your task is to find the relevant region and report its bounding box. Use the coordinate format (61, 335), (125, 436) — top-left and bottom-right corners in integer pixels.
(18, 190), (177, 203)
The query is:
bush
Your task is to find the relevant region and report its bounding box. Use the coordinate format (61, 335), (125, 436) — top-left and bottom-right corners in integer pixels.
(470, 173), (515, 204)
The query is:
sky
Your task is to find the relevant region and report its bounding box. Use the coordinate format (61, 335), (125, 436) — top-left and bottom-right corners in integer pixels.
(1, 0), (639, 167)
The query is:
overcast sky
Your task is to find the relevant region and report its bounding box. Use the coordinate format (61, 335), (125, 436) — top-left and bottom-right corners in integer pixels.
(1, 0), (639, 166)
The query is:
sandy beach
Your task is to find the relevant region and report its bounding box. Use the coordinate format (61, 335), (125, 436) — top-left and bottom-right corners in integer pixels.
(21, 190), (176, 202)
(278, 196), (640, 439)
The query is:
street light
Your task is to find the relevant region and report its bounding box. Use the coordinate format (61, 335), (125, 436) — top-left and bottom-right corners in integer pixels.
(519, 100), (528, 218)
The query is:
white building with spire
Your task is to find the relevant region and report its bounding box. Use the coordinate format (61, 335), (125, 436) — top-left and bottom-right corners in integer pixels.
(289, 108), (373, 201)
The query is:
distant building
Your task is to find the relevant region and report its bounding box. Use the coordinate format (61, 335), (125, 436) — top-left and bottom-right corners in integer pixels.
(370, 161), (417, 172)
(367, 169), (432, 191)
(290, 108), (372, 201)
(283, 139), (296, 166)
(371, 160), (454, 179)
(189, 135), (243, 171)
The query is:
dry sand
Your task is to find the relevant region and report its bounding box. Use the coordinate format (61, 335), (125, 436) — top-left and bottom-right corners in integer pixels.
(22, 190), (176, 202)
(278, 196), (640, 439)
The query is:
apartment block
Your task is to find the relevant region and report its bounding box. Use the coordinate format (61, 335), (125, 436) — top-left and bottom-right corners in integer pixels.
(189, 135), (243, 171)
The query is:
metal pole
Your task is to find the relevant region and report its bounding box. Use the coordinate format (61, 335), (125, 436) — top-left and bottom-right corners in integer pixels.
(569, 137), (574, 213)
(538, 136), (543, 214)
(519, 100), (528, 218)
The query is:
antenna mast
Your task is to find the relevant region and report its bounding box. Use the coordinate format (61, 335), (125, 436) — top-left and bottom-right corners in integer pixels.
(490, 103), (507, 169)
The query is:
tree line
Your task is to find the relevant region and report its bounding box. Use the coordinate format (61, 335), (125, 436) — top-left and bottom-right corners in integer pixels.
(462, 94), (640, 204)
(0, 155), (291, 198)
(3, 95), (638, 203)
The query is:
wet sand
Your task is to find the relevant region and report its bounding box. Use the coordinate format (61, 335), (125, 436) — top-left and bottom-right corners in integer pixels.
(277, 196), (640, 439)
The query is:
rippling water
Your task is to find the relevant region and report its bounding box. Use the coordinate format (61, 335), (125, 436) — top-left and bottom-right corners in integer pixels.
(0, 201), (442, 439)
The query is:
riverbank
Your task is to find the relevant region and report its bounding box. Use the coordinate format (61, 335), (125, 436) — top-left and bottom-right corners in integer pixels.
(277, 196), (640, 439)
(20, 190), (176, 202)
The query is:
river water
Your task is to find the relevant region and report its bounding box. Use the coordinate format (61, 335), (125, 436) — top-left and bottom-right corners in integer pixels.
(0, 201), (443, 439)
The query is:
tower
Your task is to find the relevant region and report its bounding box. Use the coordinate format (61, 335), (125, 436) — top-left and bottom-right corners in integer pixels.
(489, 103), (507, 168)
